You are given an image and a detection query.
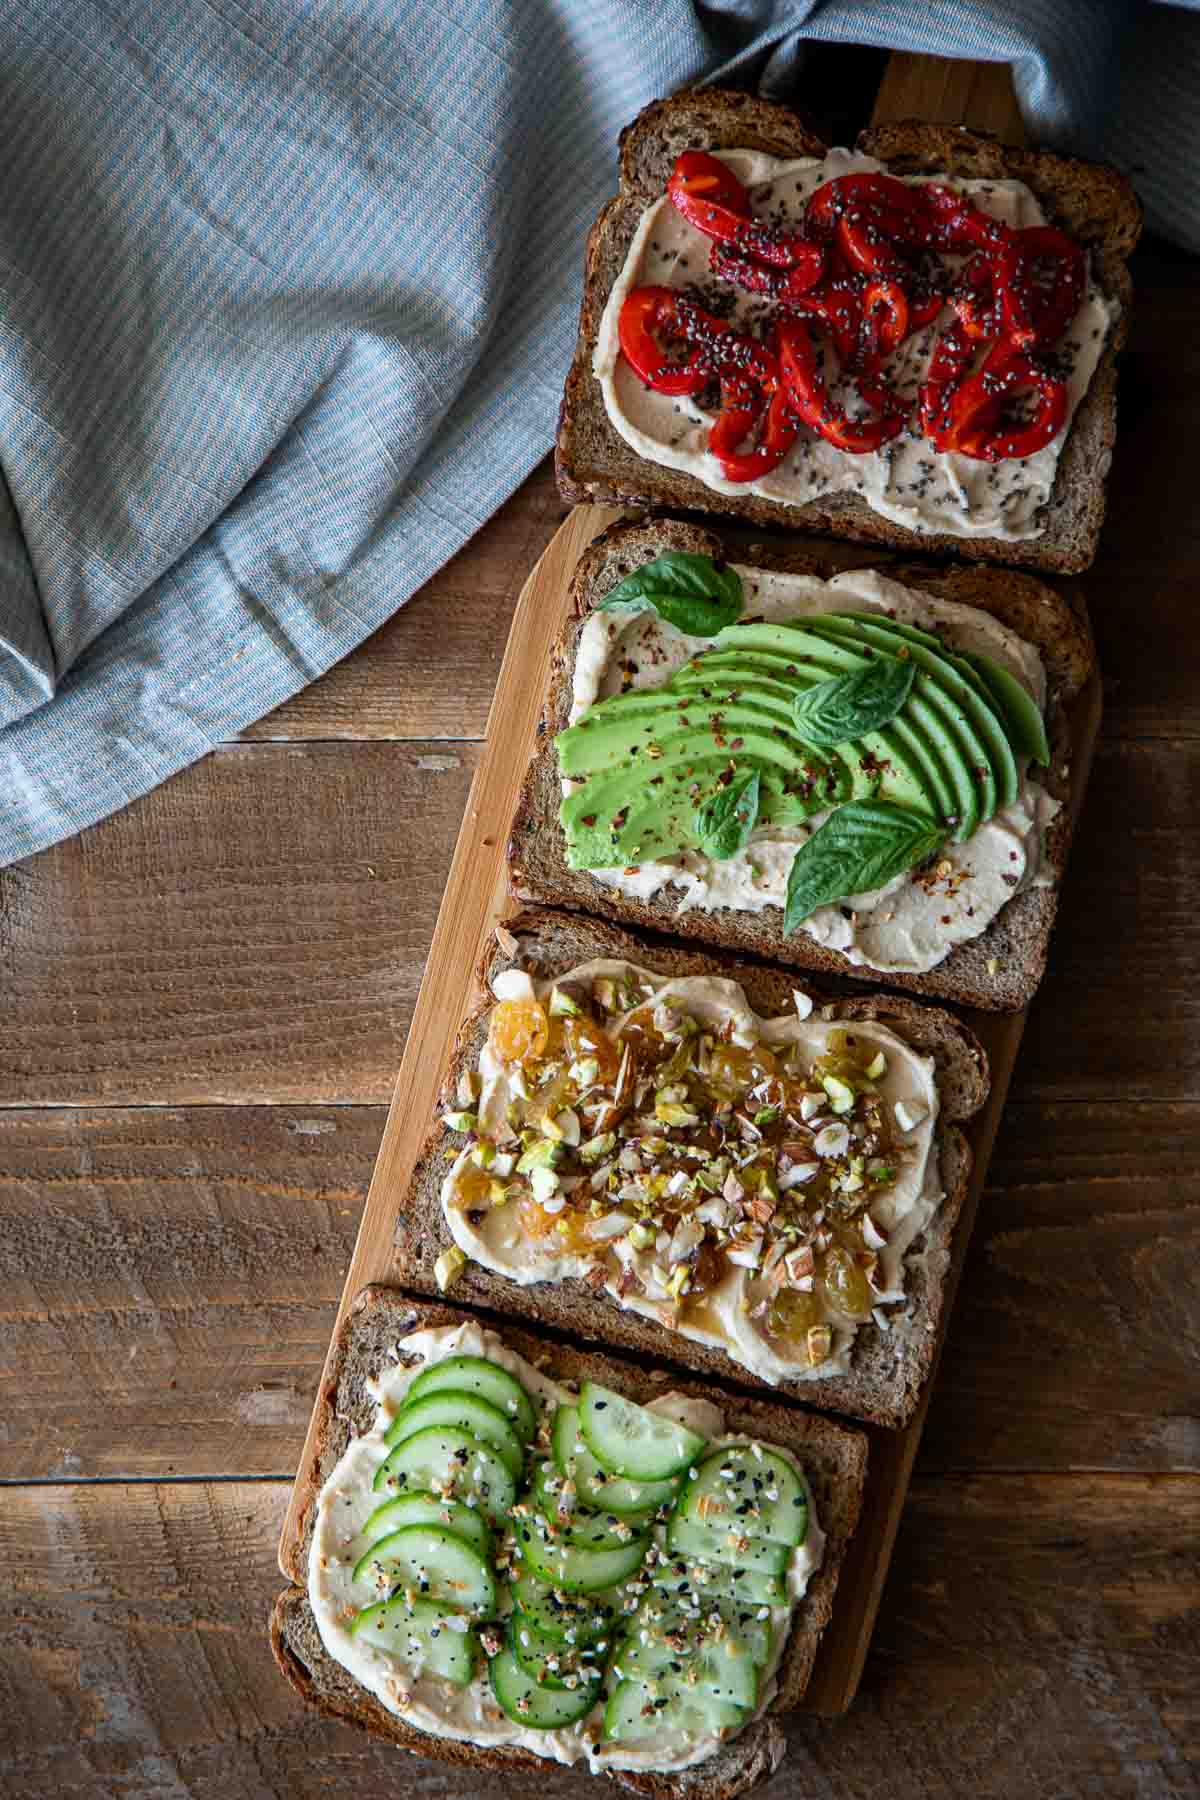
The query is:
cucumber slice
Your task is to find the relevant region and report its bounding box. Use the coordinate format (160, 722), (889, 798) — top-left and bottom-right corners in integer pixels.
(359, 1491), (492, 1561)
(516, 1515), (648, 1595)
(349, 1594), (476, 1685)
(666, 1515), (789, 1578)
(405, 1353), (536, 1443)
(613, 1624), (759, 1710)
(351, 1523), (495, 1616)
(510, 1615), (607, 1691)
(603, 1678), (745, 1745)
(678, 1445), (809, 1547)
(489, 1641), (597, 1729)
(552, 1405), (681, 1517)
(511, 1570), (626, 1646)
(651, 1557), (786, 1609)
(530, 1462), (651, 1547)
(372, 1425), (516, 1525)
(578, 1383), (706, 1482)
(384, 1389), (524, 1478)
(624, 1592), (772, 1669)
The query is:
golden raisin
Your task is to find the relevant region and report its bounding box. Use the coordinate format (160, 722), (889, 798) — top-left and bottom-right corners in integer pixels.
(454, 1163), (495, 1208)
(766, 1287), (822, 1343)
(565, 1015), (622, 1082)
(489, 997), (549, 1066)
(817, 1245), (873, 1320)
(707, 1041), (779, 1098)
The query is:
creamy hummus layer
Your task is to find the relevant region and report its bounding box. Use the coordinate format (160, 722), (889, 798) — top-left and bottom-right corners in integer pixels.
(443, 961), (943, 1386)
(568, 564), (1060, 976)
(594, 147), (1116, 541)
(308, 1319), (823, 1773)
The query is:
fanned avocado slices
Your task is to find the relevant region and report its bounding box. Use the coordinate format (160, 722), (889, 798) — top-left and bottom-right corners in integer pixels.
(559, 607), (1044, 877)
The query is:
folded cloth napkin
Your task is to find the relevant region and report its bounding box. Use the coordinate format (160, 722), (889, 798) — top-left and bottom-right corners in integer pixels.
(0, 0), (1195, 865)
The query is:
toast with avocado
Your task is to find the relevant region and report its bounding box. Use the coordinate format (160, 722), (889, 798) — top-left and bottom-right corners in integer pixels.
(557, 89), (1140, 574)
(272, 1288), (868, 1795)
(508, 515), (1095, 1011)
(389, 907), (987, 1429)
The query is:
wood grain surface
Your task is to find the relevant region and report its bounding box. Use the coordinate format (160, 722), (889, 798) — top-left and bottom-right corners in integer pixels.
(1, 45), (1198, 1800)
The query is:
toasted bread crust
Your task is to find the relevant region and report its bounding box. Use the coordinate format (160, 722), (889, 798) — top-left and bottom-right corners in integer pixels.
(556, 90), (1142, 574)
(507, 515), (1095, 1011)
(273, 1289), (867, 1796)
(390, 908), (987, 1428)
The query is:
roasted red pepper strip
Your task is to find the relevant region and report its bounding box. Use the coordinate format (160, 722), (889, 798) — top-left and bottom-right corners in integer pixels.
(859, 275), (908, 367)
(709, 240), (825, 301)
(928, 341), (1067, 460)
(617, 285), (710, 394)
(917, 322), (975, 442)
(994, 225), (1085, 348)
(670, 154), (823, 273)
(947, 251), (1000, 341)
(789, 272), (863, 366)
(918, 182), (1011, 253)
(708, 372), (798, 483)
(776, 318), (904, 454)
(667, 149), (750, 216)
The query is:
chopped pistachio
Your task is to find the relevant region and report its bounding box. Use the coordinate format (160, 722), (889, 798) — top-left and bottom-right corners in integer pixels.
(820, 1074), (856, 1115)
(592, 978), (616, 1012)
(655, 1102), (700, 1127)
(516, 1139), (562, 1174)
(753, 1106), (778, 1127)
(666, 1263), (692, 1299)
(548, 985), (581, 1018)
(530, 1165), (561, 1202)
(865, 1051), (887, 1081)
(628, 1221), (656, 1250)
(579, 1131), (617, 1164)
(569, 1057), (600, 1088)
(456, 1068), (481, 1107)
(443, 1109), (478, 1133)
(470, 1139), (496, 1168)
(487, 1180), (512, 1207)
(434, 1245), (467, 1292)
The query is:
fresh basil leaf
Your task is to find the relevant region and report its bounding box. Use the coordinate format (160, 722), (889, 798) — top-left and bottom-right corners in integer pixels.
(695, 769), (760, 861)
(791, 657), (916, 749)
(783, 801), (946, 931)
(598, 552), (742, 637)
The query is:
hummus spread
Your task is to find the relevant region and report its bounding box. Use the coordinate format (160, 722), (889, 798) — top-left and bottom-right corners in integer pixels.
(308, 1319), (824, 1772)
(443, 960), (942, 1385)
(595, 148), (1115, 541)
(569, 564), (1060, 975)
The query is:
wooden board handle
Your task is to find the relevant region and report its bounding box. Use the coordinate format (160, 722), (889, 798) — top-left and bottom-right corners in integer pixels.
(872, 51), (1026, 144)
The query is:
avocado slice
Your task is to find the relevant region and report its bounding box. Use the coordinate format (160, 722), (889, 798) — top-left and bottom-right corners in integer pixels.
(809, 616), (1018, 810)
(962, 651), (1050, 765)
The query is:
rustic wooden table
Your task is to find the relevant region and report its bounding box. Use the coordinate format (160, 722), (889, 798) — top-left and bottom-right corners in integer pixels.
(2, 58), (1198, 1800)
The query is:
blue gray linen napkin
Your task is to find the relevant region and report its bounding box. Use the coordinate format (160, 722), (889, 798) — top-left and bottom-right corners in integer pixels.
(0, 0), (1195, 865)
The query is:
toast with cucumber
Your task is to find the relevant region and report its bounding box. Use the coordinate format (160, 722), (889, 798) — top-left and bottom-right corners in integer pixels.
(508, 515), (1095, 1011)
(272, 1288), (868, 1794)
(391, 907), (987, 1429)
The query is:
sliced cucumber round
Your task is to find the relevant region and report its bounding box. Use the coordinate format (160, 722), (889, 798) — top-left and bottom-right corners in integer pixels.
(602, 1678), (745, 1745)
(511, 1570), (626, 1647)
(405, 1353), (536, 1443)
(489, 1640), (597, 1730)
(510, 1615), (606, 1691)
(349, 1594), (476, 1685)
(372, 1425), (516, 1525)
(351, 1522), (495, 1616)
(552, 1405), (681, 1517)
(624, 1592), (772, 1669)
(666, 1514), (790, 1579)
(516, 1516), (648, 1595)
(530, 1462), (651, 1548)
(613, 1620), (760, 1709)
(384, 1389), (524, 1478)
(578, 1383), (706, 1483)
(359, 1491), (492, 1561)
(651, 1556), (786, 1610)
(678, 1445), (808, 1547)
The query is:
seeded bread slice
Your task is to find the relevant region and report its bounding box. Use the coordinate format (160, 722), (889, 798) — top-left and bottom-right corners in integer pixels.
(508, 513), (1095, 1011)
(390, 907), (987, 1429)
(556, 89), (1141, 574)
(272, 1288), (869, 1796)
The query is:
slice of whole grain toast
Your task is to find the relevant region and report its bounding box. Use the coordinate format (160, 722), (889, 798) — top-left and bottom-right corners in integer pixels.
(556, 89), (1141, 574)
(391, 907), (987, 1428)
(508, 514), (1095, 1011)
(272, 1288), (869, 1798)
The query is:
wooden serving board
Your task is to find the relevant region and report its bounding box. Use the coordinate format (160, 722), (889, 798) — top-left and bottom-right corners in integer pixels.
(278, 57), (1102, 1717)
